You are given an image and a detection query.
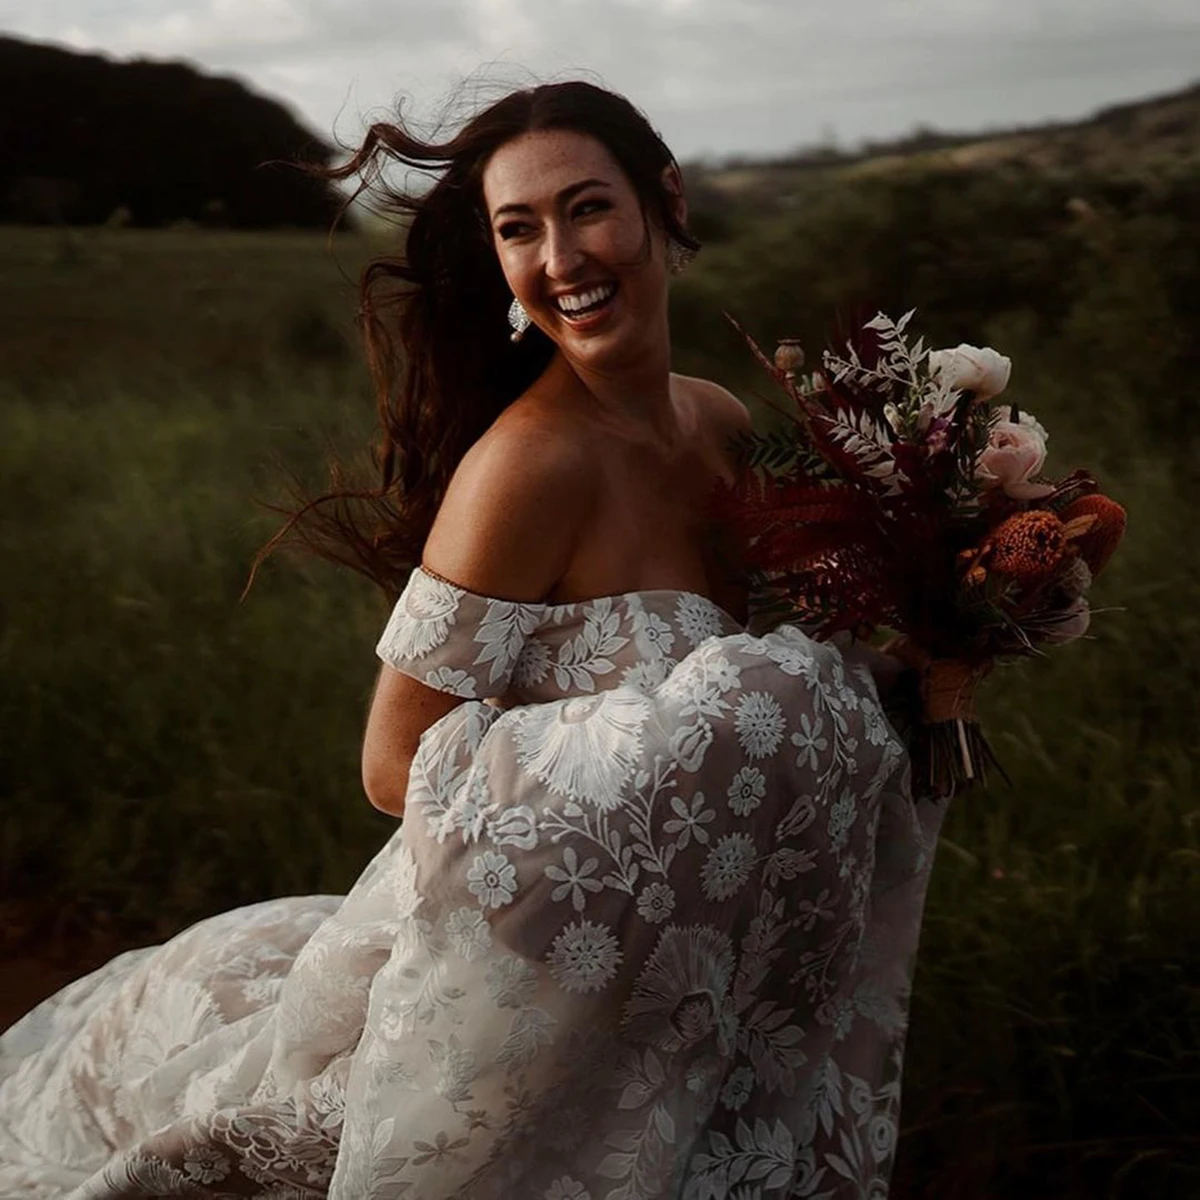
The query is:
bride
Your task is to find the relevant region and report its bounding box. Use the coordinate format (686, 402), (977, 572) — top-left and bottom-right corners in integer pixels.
(0, 81), (940, 1199)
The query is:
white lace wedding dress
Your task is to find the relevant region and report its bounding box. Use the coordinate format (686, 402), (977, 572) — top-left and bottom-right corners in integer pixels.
(0, 566), (946, 1199)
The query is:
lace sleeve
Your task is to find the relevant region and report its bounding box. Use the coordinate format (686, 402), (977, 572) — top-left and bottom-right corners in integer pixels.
(376, 565), (547, 700)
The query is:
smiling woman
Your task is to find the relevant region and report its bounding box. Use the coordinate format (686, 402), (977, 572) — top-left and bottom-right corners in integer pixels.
(484, 139), (679, 367)
(0, 81), (934, 1200)
(254, 81), (701, 599)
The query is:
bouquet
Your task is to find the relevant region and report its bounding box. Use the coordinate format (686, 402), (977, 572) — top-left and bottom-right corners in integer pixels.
(709, 311), (1126, 799)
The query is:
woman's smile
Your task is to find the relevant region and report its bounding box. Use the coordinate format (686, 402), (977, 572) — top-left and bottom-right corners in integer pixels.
(550, 281), (619, 330)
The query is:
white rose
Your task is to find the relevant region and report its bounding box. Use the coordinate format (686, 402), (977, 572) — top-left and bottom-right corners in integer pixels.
(927, 343), (1012, 401)
(975, 412), (1054, 500)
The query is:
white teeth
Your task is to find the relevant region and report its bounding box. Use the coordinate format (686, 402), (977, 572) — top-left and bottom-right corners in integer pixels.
(555, 283), (616, 315)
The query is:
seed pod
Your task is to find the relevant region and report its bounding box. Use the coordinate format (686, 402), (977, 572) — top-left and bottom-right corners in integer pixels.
(774, 339), (805, 377)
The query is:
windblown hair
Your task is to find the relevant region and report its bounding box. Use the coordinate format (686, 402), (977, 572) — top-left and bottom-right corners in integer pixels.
(262, 80), (699, 600)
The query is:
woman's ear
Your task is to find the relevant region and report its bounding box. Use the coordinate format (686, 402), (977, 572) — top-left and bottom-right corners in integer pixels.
(661, 164), (688, 230)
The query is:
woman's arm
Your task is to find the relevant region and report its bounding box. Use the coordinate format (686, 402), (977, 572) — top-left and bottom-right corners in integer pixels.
(361, 411), (599, 816)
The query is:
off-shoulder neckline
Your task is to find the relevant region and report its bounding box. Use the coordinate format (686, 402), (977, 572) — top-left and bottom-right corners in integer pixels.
(414, 564), (744, 630)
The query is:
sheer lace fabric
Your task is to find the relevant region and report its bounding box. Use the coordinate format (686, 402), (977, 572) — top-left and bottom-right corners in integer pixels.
(0, 567), (945, 1198)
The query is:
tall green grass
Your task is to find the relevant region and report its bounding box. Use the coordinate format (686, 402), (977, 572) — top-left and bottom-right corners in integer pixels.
(1, 167), (1197, 1197)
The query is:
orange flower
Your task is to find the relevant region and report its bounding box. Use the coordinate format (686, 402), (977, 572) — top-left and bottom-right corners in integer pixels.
(1059, 494), (1127, 576)
(989, 510), (1066, 584)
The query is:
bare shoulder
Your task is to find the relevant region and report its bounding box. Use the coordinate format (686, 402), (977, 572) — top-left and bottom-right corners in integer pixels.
(421, 403), (600, 602)
(674, 373), (754, 435)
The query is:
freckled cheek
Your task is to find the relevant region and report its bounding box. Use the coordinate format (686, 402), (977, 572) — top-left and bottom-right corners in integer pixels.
(498, 251), (539, 303)
(573, 215), (639, 266)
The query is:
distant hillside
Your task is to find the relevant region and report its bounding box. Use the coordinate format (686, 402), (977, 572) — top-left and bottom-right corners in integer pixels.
(694, 80), (1200, 207)
(0, 35), (345, 228)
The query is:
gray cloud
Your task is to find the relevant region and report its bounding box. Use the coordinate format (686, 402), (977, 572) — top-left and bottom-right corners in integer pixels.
(2, 0), (1198, 158)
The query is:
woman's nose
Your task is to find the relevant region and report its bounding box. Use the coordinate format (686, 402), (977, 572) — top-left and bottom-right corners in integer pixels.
(543, 222), (584, 280)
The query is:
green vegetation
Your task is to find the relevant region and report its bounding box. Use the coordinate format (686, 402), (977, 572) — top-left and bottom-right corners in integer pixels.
(2, 153), (1197, 1196)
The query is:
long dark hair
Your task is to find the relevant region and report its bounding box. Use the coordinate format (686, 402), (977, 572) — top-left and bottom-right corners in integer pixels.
(261, 81), (699, 600)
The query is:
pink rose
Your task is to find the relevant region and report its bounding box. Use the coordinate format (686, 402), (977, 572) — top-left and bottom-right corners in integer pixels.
(975, 413), (1054, 500)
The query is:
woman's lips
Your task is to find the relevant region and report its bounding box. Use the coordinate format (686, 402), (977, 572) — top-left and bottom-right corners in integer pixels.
(553, 285), (618, 331)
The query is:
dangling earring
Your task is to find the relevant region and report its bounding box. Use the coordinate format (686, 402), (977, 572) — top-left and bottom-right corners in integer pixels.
(508, 297), (531, 342)
(666, 237), (696, 276)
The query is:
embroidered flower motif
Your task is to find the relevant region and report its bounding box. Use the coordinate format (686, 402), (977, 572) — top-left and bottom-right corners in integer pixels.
(675, 593), (725, 646)
(411, 1129), (472, 1166)
(544, 1175), (591, 1200)
(546, 920), (623, 994)
(485, 955), (538, 1009)
(440, 766), (494, 845)
(487, 804), (538, 851)
(181, 1146), (231, 1184)
(378, 571), (459, 661)
(636, 881), (676, 925)
(735, 691), (787, 759)
(720, 1065), (756, 1111)
(686, 1058), (719, 1098)
(423, 665), (478, 698)
(860, 695), (892, 746)
(512, 690), (651, 810)
(466, 851), (518, 909)
(868, 1113), (898, 1163)
(622, 924), (736, 1053)
(701, 832), (758, 901)
(632, 608), (676, 659)
(707, 653), (742, 694)
(848, 1075), (873, 1116)
(444, 907), (492, 961)
(621, 657), (673, 693)
(817, 995), (856, 1040)
(790, 713), (829, 772)
(726, 766), (766, 817)
(664, 792), (715, 849)
(670, 717), (715, 772)
(545, 846), (603, 912)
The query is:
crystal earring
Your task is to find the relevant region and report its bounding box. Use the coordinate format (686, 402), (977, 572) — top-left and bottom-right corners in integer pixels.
(508, 297), (531, 342)
(666, 238), (696, 276)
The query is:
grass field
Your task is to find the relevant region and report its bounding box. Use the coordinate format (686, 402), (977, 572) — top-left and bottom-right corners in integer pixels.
(1, 183), (1197, 1198)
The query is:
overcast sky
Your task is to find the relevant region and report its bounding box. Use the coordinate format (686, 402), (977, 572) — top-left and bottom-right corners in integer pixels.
(3, 0), (1199, 161)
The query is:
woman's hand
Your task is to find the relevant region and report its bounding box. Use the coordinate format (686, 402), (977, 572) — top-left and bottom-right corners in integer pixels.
(841, 638), (911, 700)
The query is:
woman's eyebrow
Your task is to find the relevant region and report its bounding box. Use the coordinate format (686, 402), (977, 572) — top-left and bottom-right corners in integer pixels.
(491, 178), (613, 220)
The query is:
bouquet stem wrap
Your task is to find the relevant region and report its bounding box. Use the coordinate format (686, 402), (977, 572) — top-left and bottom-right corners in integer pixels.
(920, 659), (999, 797)
(882, 642), (998, 798)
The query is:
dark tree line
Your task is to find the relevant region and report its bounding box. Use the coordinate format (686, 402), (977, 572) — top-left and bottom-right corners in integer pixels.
(0, 35), (346, 228)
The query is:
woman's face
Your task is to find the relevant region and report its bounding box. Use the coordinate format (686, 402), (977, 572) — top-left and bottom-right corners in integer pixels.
(482, 128), (682, 374)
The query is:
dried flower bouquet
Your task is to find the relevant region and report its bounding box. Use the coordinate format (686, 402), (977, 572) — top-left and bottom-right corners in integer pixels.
(710, 311), (1126, 798)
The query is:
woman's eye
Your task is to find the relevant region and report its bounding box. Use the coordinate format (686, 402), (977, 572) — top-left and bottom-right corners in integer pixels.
(573, 199), (611, 218)
(497, 221), (531, 240)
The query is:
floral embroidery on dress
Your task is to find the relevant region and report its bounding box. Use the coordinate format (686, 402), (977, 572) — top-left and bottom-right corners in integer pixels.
(0, 565), (941, 1200)
(512, 689), (652, 808)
